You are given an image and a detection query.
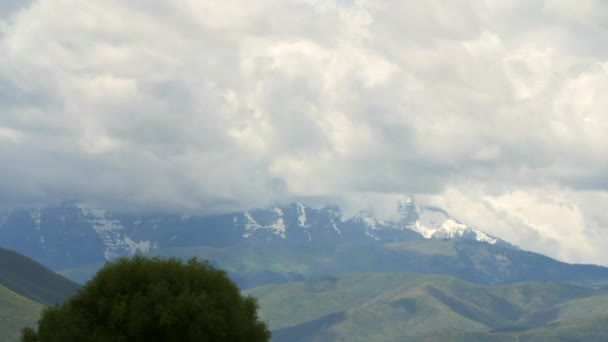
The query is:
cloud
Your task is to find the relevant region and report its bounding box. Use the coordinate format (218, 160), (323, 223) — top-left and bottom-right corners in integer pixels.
(0, 0), (607, 262)
(428, 186), (608, 265)
(0, 125), (24, 143)
(0, 0), (33, 19)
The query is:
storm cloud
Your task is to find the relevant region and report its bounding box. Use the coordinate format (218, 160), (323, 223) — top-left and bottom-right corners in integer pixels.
(0, 0), (607, 263)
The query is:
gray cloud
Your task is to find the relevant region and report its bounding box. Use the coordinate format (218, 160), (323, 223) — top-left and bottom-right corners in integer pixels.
(0, 0), (33, 19)
(0, 0), (607, 261)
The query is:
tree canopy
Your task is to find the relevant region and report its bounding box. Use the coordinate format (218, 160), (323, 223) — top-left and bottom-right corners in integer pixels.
(22, 256), (270, 342)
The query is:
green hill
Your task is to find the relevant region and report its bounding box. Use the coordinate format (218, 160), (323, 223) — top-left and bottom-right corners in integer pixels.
(0, 247), (80, 341)
(246, 273), (608, 341)
(0, 247), (80, 305)
(0, 284), (43, 342)
(415, 312), (608, 342)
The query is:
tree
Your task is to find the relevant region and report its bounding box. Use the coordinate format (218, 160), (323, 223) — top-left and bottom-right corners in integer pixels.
(22, 256), (270, 342)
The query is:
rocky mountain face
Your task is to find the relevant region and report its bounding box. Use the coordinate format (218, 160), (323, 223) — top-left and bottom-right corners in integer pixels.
(0, 197), (508, 270)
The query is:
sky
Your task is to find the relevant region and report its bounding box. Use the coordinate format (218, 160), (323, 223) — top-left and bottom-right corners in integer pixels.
(0, 0), (607, 264)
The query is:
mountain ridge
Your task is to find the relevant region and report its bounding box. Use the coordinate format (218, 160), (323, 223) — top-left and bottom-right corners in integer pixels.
(0, 197), (511, 271)
(4, 198), (608, 292)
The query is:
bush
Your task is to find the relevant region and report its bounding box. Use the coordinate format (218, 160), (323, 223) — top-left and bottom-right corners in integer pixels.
(22, 256), (270, 342)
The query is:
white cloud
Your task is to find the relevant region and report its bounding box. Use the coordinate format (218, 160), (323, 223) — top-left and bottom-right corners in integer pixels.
(0, 0), (607, 262)
(0, 125), (25, 143)
(429, 187), (608, 264)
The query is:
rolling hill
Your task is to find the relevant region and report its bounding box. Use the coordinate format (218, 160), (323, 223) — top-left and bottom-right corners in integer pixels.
(0, 247), (80, 341)
(246, 273), (608, 341)
(0, 284), (43, 342)
(0, 247), (80, 305)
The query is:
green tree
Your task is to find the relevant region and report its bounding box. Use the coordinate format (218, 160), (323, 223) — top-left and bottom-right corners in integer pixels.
(22, 256), (270, 342)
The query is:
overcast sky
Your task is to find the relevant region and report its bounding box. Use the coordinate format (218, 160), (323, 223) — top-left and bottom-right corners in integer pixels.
(1, 0), (607, 264)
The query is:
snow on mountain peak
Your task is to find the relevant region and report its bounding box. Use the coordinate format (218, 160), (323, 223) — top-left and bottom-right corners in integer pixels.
(75, 203), (108, 220)
(242, 207), (287, 239)
(14, 199), (508, 256)
(271, 208), (287, 238)
(75, 202), (154, 260)
(296, 203), (311, 228)
(435, 219), (499, 245)
(352, 211), (387, 230)
(404, 203), (504, 246)
(418, 207), (450, 229)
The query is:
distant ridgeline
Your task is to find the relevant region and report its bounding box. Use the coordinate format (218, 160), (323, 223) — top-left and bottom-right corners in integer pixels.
(2, 199), (608, 290)
(0, 198), (507, 268)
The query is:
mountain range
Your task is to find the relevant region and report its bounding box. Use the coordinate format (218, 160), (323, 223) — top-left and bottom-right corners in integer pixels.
(2, 197), (608, 292)
(3, 197), (608, 341)
(0, 197), (510, 274)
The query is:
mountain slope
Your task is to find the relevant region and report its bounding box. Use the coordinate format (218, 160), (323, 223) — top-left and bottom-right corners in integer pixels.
(0, 284), (43, 342)
(246, 273), (608, 341)
(412, 312), (608, 341)
(151, 239), (608, 289)
(0, 248), (79, 341)
(0, 247), (80, 305)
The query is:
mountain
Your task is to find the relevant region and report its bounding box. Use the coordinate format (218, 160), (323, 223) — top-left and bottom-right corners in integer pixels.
(3, 199), (608, 341)
(0, 247), (80, 342)
(246, 273), (608, 341)
(153, 239), (608, 289)
(2, 199), (608, 289)
(0, 197), (507, 272)
(410, 205), (513, 248)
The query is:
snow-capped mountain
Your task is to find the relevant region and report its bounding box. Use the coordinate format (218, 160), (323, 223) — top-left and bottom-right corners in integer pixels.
(0, 198), (511, 270)
(395, 197), (514, 248)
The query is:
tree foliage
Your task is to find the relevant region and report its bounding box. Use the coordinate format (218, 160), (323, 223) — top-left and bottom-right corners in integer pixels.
(22, 256), (270, 342)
